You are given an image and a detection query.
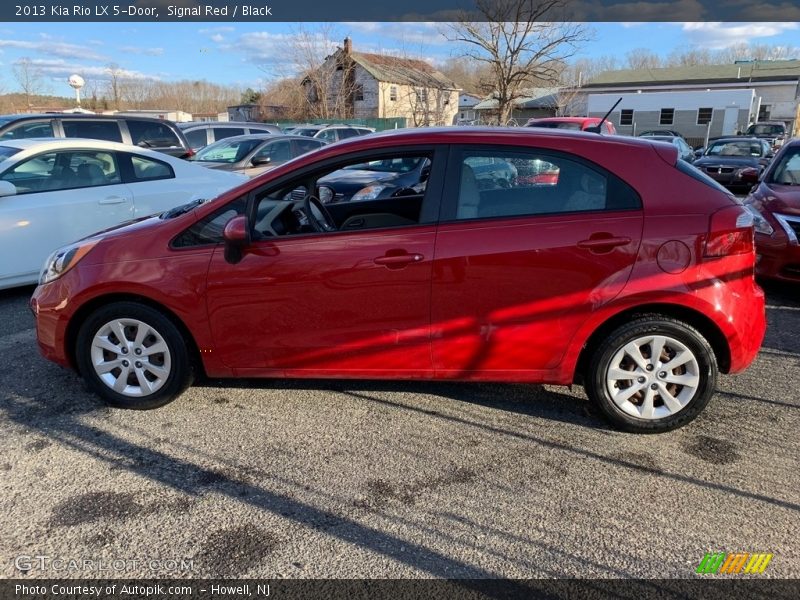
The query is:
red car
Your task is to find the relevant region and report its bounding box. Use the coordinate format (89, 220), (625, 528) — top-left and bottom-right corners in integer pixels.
(31, 128), (765, 433)
(525, 117), (617, 135)
(743, 138), (800, 282)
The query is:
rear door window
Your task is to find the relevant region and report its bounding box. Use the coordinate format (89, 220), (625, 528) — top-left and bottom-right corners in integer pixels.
(184, 129), (208, 148)
(212, 127), (245, 142)
(127, 121), (181, 149)
(62, 120), (123, 143)
(128, 155), (174, 181)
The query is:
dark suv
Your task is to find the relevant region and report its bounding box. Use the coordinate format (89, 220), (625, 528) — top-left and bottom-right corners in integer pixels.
(0, 114), (193, 158)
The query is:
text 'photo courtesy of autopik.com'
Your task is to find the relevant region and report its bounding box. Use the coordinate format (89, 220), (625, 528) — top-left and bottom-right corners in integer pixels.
(0, 0), (798, 598)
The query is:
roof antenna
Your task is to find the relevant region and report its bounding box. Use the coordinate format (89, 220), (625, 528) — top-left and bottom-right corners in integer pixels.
(586, 97), (622, 134)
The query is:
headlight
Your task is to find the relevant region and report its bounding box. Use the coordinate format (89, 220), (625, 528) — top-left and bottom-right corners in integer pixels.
(743, 204), (774, 236)
(351, 185), (386, 202)
(40, 240), (100, 285)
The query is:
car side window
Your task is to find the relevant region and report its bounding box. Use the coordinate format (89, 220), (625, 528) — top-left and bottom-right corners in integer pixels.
(127, 121), (180, 149)
(0, 120), (55, 140)
(184, 129), (208, 148)
(129, 155), (174, 181)
(172, 196), (248, 248)
(317, 129), (338, 143)
(453, 148), (640, 221)
(62, 120), (123, 143)
(337, 128), (359, 140)
(293, 139), (324, 155)
(1, 150), (120, 194)
(213, 128), (245, 142)
(262, 140), (292, 163)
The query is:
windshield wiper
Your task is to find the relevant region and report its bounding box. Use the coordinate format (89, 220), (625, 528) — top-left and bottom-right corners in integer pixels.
(161, 198), (206, 219)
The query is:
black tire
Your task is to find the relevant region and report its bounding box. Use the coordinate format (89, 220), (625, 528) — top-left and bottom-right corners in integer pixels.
(75, 301), (193, 409)
(585, 316), (718, 433)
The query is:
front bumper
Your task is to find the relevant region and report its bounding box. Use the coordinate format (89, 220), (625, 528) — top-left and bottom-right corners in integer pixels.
(30, 277), (75, 369)
(755, 234), (800, 282)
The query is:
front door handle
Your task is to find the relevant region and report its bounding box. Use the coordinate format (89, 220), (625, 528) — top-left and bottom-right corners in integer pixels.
(373, 253), (424, 267)
(577, 236), (631, 252)
(98, 196), (127, 205)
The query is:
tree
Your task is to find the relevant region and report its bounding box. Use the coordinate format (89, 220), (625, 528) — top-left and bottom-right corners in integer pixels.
(241, 87), (262, 104)
(445, 0), (590, 125)
(12, 57), (46, 109)
(625, 48), (662, 70)
(106, 63), (125, 110)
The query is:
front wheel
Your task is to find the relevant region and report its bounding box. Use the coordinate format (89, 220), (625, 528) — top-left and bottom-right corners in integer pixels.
(585, 317), (718, 433)
(76, 302), (194, 409)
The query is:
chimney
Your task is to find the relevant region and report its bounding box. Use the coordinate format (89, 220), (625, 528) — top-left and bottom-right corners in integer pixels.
(344, 37), (352, 55)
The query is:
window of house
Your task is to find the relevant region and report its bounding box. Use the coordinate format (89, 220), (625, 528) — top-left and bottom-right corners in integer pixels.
(389, 86), (397, 101)
(418, 89), (428, 103)
(659, 108), (675, 125)
(619, 109), (634, 126)
(354, 84), (364, 102)
(697, 108), (713, 125)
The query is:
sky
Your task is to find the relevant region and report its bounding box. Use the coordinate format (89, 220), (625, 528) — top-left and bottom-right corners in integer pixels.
(0, 21), (798, 95)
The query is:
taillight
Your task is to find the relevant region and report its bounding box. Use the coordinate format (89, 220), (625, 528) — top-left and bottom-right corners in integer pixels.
(182, 148), (195, 159)
(704, 205), (755, 258)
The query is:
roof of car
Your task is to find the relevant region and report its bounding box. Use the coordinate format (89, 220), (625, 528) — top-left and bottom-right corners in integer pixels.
(528, 117), (601, 123)
(709, 136), (763, 143)
(0, 113), (171, 123)
(178, 121), (279, 129)
(203, 133), (314, 144)
(0, 137), (174, 154)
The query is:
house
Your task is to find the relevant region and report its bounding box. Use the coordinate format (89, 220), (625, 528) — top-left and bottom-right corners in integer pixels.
(575, 60), (800, 141)
(454, 93), (482, 124)
(472, 87), (560, 125)
(307, 38), (460, 127)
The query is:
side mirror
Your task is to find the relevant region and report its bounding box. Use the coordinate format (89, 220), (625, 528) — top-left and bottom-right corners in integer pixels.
(222, 215), (250, 264)
(317, 185), (335, 204)
(0, 181), (17, 197)
(739, 167), (760, 185)
(251, 156), (271, 167)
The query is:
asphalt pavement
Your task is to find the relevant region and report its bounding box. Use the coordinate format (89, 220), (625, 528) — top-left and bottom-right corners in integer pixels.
(0, 281), (798, 579)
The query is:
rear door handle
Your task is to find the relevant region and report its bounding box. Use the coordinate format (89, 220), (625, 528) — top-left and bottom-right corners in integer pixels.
(374, 253), (424, 267)
(577, 236), (631, 251)
(98, 196), (127, 205)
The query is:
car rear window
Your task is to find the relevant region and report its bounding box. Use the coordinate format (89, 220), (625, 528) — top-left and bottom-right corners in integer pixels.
(675, 159), (733, 196)
(527, 121), (582, 130)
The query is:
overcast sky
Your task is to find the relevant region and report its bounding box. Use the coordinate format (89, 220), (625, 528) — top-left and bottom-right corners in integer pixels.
(0, 22), (798, 93)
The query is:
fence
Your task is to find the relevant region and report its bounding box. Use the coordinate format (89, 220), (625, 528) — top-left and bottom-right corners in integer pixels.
(267, 117), (407, 132)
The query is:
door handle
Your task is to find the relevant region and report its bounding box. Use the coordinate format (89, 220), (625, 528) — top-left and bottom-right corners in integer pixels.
(373, 253), (424, 267)
(577, 236), (631, 251)
(98, 196), (127, 205)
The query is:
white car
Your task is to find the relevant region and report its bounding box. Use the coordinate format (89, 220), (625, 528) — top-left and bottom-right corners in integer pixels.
(0, 138), (247, 289)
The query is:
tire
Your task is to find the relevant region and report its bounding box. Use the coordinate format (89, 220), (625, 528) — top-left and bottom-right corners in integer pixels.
(585, 316), (718, 433)
(75, 302), (194, 409)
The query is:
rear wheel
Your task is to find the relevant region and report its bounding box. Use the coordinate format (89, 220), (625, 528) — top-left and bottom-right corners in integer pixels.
(585, 317), (717, 433)
(76, 302), (193, 409)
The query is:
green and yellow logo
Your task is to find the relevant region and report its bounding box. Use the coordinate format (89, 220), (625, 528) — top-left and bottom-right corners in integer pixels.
(696, 552), (773, 575)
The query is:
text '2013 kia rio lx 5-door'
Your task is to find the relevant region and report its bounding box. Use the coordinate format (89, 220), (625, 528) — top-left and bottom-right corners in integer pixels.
(30, 128), (766, 433)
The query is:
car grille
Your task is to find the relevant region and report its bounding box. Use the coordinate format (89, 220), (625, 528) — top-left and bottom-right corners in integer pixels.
(785, 219), (800, 238)
(775, 213), (800, 244)
(705, 167), (735, 174)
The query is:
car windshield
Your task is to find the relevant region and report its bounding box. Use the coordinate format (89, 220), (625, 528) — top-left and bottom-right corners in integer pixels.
(343, 157), (423, 173)
(528, 121), (582, 130)
(292, 128), (320, 137)
(766, 149), (800, 185)
(0, 146), (21, 161)
(193, 138), (263, 163)
(706, 141), (764, 157)
(747, 124), (784, 135)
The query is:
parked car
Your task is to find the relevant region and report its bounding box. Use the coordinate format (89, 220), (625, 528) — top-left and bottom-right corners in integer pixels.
(742, 139), (800, 282)
(744, 122), (788, 150)
(692, 137), (774, 192)
(525, 117), (617, 135)
(177, 121), (282, 152)
(638, 130), (686, 140)
(290, 124), (376, 143)
(0, 138), (246, 289)
(191, 134), (326, 178)
(643, 135), (696, 163)
(30, 127), (765, 433)
(0, 114), (193, 158)
(315, 156), (432, 204)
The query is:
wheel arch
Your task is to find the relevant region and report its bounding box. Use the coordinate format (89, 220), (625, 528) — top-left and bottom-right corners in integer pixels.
(573, 302), (731, 385)
(65, 293), (205, 377)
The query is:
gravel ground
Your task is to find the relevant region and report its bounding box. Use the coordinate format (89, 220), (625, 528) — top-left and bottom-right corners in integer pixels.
(0, 281), (797, 579)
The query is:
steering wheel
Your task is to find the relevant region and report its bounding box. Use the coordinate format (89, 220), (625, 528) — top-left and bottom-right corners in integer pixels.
(304, 195), (337, 233)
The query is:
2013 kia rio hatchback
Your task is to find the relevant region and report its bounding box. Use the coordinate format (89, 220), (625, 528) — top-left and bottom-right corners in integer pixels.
(30, 128), (766, 433)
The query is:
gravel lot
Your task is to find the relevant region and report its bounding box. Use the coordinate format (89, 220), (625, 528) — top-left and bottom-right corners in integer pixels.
(0, 281), (798, 580)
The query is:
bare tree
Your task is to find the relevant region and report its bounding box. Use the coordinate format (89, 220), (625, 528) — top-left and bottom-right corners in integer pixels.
(666, 47), (714, 67)
(106, 63), (125, 110)
(625, 48), (662, 70)
(12, 57), (46, 109)
(445, 0), (590, 125)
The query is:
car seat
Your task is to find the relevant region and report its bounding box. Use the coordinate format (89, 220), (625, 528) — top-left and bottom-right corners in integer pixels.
(77, 163), (107, 186)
